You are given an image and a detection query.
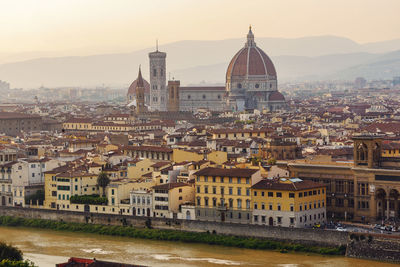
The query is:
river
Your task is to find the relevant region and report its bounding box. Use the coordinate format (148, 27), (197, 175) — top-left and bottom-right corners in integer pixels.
(0, 226), (394, 267)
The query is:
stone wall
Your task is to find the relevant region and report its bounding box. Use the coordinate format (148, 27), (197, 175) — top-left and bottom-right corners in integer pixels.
(346, 233), (400, 263)
(0, 206), (347, 247)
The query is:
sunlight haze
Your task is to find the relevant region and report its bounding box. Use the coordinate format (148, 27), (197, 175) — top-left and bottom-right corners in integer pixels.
(0, 0), (399, 54)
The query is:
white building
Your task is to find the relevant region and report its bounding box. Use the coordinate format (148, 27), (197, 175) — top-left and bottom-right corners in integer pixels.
(130, 189), (152, 217)
(11, 158), (64, 206)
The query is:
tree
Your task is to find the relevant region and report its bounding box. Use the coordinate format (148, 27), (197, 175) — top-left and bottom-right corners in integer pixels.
(97, 172), (110, 197)
(0, 242), (23, 261)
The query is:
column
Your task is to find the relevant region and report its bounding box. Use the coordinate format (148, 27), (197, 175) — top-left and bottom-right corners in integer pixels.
(387, 198), (390, 220)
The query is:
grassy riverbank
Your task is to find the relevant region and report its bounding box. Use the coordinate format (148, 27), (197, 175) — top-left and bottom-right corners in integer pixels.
(0, 216), (346, 256)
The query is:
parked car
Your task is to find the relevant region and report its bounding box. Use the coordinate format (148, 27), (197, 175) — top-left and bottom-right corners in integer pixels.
(336, 227), (347, 232)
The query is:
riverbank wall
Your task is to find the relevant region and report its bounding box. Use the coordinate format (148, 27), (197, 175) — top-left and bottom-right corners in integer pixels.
(1, 206), (400, 263)
(0, 206), (346, 247)
(346, 232), (400, 263)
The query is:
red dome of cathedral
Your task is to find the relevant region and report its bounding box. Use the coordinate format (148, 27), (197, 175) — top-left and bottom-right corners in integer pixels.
(226, 27), (276, 80)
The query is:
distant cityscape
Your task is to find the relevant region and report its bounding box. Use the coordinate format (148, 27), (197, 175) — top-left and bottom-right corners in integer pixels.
(1, 26), (400, 266)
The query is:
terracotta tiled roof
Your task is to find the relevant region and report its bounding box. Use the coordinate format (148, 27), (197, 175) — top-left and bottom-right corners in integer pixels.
(193, 167), (258, 178)
(252, 179), (323, 191)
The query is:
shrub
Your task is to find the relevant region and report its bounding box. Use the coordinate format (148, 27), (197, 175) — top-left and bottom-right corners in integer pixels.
(70, 195), (108, 205)
(0, 242), (23, 261)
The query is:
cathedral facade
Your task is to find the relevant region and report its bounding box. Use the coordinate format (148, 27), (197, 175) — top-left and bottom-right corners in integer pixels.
(127, 27), (286, 112)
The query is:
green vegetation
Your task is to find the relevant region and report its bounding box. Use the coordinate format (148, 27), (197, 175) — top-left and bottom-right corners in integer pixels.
(0, 216), (346, 256)
(24, 190), (44, 206)
(97, 172), (110, 197)
(0, 242), (36, 267)
(70, 194), (108, 205)
(0, 260), (36, 267)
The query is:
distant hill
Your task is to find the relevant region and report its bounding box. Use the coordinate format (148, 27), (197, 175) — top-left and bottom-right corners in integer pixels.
(0, 35), (399, 88)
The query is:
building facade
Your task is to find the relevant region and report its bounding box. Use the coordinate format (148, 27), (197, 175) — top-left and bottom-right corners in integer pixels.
(194, 167), (262, 223)
(251, 178), (326, 228)
(287, 135), (400, 222)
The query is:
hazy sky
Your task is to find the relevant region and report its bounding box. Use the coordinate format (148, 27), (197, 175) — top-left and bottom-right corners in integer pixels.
(1, 0), (399, 54)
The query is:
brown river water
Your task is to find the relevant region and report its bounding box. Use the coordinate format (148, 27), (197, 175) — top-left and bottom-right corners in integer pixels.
(0, 226), (394, 267)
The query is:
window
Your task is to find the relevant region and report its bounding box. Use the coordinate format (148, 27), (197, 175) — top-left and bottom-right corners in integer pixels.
(153, 69), (157, 77)
(237, 178), (241, 184)
(269, 204), (273, 210)
(188, 95), (191, 99)
(237, 199), (242, 209)
(197, 197), (201, 206)
(204, 186), (208, 194)
(290, 217), (294, 224)
(229, 177), (232, 183)
(277, 217), (282, 224)
(212, 177), (216, 182)
(246, 200), (250, 209)
(254, 215), (258, 222)
(246, 188), (250, 196)
(304, 192), (308, 197)
(261, 203), (265, 210)
(254, 202), (258, 209)
(298, 192), (303, 198)
(261, 191), (265, 197)
(268, 192), (273, 197)
(197, 186), (200, 193)
(290, 205), (294, 212)
(213, 187), (216, 194)
(202, 94), (206, 99)
(229, 187), (233, 195)
(289, 193), (295, 198)
(237, 188), (241, 196)
(276, 192), (282, 198)
(255, 83), (259, 88)
(204, 198), (209, 206)
(277, 204), (281, 211)
(254, 191), (257, 196)
(246, 178), (250, 184)
(213, 198), (217, 207)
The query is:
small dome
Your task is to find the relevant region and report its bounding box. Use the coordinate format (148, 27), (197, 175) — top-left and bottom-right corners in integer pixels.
(268, 91), (285, 101)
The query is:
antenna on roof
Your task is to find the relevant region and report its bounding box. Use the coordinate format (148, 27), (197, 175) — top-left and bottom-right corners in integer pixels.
(156, 39), (159, 51)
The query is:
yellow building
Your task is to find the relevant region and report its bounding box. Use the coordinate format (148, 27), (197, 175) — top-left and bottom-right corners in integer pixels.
(63, 118), (92, 131)
(251, 178), (326, 227)
(44, 169), (99, 210)
(382, 142), (400, 157)
(194, 167), (262, 223)
(211, 129), (270, 140)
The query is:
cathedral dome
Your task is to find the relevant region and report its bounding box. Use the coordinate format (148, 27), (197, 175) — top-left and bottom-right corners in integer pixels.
(226, 27), (276, 80)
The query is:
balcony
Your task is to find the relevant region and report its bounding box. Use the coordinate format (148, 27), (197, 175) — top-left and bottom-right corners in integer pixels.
(217, 203), (227, 211)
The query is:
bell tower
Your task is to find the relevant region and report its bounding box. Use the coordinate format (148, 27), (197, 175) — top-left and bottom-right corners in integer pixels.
(135, 66), (147, 114)
(149, 41), (167, 111)
(353, 135), (382, 168)
(167, 80), (180, 112)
